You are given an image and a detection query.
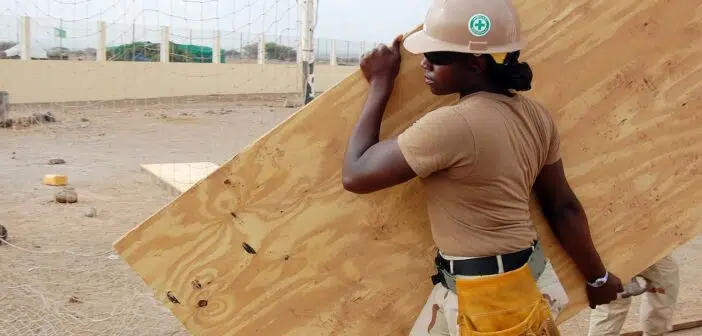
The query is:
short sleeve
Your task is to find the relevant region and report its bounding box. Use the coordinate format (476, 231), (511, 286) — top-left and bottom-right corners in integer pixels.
(545, 111), (561, 165)
(397, 106), (477, 178)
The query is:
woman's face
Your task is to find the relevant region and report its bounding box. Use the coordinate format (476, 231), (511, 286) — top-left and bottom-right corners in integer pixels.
(420, 52), (484, 96)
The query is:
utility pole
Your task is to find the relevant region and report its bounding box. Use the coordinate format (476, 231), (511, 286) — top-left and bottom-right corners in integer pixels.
(300, 0), (318, 104)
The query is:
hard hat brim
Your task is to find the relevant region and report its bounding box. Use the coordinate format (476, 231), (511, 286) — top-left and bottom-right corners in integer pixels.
(404, 29), (467, 54)
(403, 28), (524, 58)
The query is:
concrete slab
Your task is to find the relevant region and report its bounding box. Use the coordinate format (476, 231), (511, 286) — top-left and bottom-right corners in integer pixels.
(140, 162), (220, 196)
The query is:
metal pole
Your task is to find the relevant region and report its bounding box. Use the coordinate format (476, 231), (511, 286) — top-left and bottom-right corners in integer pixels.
(59, 18), (63, 59)
(0, 91), (8, 123)
(301, 0), (317, 104)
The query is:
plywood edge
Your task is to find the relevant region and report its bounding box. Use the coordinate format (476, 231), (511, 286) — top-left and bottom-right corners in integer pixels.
(214, 23), (425, 164)
(114, 161), (224, 255)
(140, 162), (221, 196)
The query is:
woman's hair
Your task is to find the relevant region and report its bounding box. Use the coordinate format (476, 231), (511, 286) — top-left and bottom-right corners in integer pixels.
(485, 51), (533, 92)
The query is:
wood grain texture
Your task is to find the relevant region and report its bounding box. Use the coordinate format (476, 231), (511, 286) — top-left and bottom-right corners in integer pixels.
(113, 1), (702, 334)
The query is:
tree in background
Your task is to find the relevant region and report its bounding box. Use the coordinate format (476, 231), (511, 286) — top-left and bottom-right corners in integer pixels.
(106, 42), (160, 62)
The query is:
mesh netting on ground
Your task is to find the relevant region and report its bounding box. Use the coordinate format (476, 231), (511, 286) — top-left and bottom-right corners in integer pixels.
(0, 233), (188, 336)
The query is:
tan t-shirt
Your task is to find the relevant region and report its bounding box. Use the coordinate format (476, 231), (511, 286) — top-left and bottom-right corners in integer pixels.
(397, 91), (561, 257)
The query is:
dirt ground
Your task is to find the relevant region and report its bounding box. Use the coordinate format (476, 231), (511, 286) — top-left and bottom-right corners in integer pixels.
(0, 94), (699, 335)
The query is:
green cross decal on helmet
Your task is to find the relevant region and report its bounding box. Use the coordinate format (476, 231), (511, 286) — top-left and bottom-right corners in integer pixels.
(403, 0), (524, 64)
(469, 13), (491, 37)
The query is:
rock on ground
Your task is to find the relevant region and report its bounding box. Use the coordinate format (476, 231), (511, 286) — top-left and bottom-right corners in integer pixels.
(49, 158), (66, 165)
(55, 187), (78, 203)
(0, 112), (57, 128)
(85, 207), (97, 217)
(0, 224), (7, 244)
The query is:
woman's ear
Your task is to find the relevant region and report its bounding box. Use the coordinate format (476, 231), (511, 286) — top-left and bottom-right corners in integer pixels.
(462, 54), (487, 74)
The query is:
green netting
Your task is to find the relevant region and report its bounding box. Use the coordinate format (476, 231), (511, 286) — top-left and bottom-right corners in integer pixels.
(106, 41), (225, 63)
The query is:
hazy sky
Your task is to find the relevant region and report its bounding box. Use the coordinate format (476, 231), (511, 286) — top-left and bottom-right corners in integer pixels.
(0, 0), (430, 49)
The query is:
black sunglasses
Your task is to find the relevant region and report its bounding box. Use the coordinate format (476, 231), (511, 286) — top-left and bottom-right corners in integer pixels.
(425, 51), (519, 66)
(424, 51), (456, 65)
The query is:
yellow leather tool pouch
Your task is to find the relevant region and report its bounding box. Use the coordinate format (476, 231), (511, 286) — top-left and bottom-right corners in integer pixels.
(455, 263), (561, 336)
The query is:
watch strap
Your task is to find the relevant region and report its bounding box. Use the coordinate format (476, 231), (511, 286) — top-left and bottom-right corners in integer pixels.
(586, 271), (609, 288)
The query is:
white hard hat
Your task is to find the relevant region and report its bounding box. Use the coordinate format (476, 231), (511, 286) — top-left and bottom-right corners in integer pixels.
(403, 0), (524, 64)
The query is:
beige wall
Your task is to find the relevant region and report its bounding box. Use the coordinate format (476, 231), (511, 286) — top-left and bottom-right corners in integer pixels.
(0, 60), (356, 104)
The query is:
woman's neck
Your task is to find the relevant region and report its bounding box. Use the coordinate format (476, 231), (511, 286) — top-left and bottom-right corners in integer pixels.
(459, 85), (513, 98)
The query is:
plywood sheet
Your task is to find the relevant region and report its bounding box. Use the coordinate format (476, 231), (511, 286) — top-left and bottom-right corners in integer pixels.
(141, 162), (220, 196)
(114, 0), (702, 334)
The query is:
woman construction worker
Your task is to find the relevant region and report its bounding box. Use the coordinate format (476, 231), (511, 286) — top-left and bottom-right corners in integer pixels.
(341, 0), (625, 334)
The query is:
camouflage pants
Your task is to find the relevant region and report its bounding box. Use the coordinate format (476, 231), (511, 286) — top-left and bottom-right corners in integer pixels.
(410, 282), (460, 336)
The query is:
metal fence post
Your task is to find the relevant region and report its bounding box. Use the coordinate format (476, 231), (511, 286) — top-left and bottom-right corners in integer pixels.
(0, 91), (8, 123)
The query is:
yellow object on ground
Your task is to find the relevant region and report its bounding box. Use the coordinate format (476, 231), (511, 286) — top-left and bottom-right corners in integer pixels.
(43, 174), (67, 186)
(456, 264), (561, 335)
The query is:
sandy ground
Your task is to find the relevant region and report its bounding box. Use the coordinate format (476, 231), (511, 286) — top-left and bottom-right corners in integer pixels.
(0, 95), (699, 335)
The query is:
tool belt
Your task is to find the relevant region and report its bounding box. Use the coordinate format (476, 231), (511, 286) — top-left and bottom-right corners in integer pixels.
(431, 240), (546, 294)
